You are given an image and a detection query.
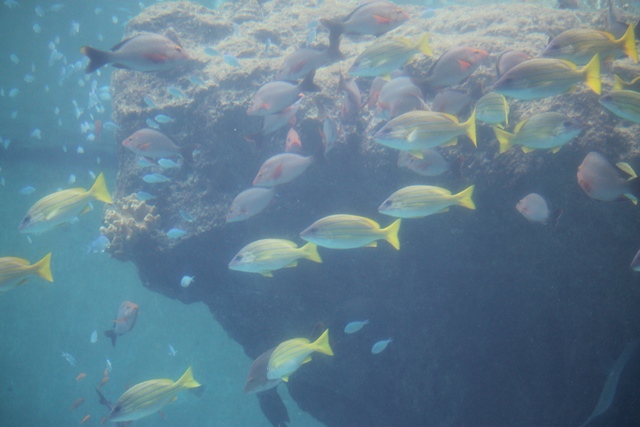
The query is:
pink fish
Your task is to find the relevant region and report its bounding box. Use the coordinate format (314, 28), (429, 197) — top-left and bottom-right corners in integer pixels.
(227, 187), (276, 223)
(285, 128), (302, 153)
(516, 193), (551, 223)
(80, 33), (189, 74)
(496, 50), (532, 78)
(414, 47), (488, 91)
(244, 348), (282, 394)
(339, 74), (361, 121)
(104, 301), (139, 347)
(321, 1), (409, 37)
(276, 33), (342, 81)
(122, 129), (198, 162)
(367, 76), (388, 109)
(245, 100), (301, 146)
(577, 152), (640, 202)
(375, 76), (423, 119)
(253, 153), (315, 187)
(247, 71), (320, 116)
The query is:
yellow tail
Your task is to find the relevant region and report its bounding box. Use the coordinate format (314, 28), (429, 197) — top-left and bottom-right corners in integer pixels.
(613, 74), (626, 90)
(462, 108), (477, 147)
(493, 127), (514, 154)
(455, 185), (476, 210)
(32, 252), (53, 282)
(89, 172), (113, 204)
(582, 54), (601, 95)
(300, 242), (322, 263)
(176, 367), (201, 389)
(381, 219), (402, 250)
(618, 24), (638, 63)
(311, 329), (334, 356)
(416, 33), (433, 57)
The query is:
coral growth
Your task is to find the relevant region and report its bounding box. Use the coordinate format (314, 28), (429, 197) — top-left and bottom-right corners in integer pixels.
(100, 194), (160, 261)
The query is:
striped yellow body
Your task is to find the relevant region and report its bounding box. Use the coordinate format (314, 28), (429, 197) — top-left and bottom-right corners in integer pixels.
(0, 253), (53, 292)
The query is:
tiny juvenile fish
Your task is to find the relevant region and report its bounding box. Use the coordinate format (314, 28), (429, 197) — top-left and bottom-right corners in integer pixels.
(0, 253), (53, 292)
(158, 158), (179, 168)
(70, 397), (86, 411)
(143, 96), (157, 108)
(253, 153), (315, 187)
(229, 239), (322, 277)
(179, 209), (194, 222)
(493, 112), (582, 154)
(227, 187), (276, 222)
(105, 300), (139, 347)
(166, 228), (187, 238)
(137, 157), (155, 167)
(188, 75), (207, 88)
(379, 185), (476, 218)
(168, 344), (177, 356)
(267, 329), (333, 382)
(85, 235), (110, 254)
(19, 186), (36, 195)
(146, 118), (160, 129)
(90, 330), (98, 344)
(135, 191), (155, 201)
(300, 214), (401, 250)
(180, 275), (194, 287)
(62, 351), (77, 366)
(371, 338), (393, 354)
(81, 33), (189, 73)
(154, 114), (174, 124)
(224, 53), (241, 68)
(344, 320), (370, 334)
(143, 173), (171, 183)
(19, 173), (112, 234)
(204, 47), (220, 56)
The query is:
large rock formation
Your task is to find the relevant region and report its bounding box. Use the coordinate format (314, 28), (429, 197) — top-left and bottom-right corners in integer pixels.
(104, 1), (640, 426)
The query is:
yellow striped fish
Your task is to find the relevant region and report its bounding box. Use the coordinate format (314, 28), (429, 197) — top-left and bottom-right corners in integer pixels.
(19, 172), (112, 234)
(475, 92), (509, 125)
(493, 112), (582, 154)
(267, 329), (334, 382)
(599, 90), (640, 124)
(228, 239), (322, 277)
(0, 253), (53, 292)
(379, 185), (476, 218)
(300, 214), (401, 250)
(105, 367), (201, 422)
(348, 33), (432, 77)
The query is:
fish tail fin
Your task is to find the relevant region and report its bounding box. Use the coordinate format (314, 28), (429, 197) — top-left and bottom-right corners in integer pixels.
(33, 252), (54, 282)
(455, 185), (476, 210)
(619, 24), (638, 63)
(104, 329), (116, 347)
(493, 127), (514, 154)
(95, 388), (113, 410)
(89, 172), (113, 204)
(311, 329), (334, 356)
(320, 18), (344, 41)
(462, 108), (477, 147)
(327, 25), (344, 61)
(176, 366), (202, 389)
(613, 74), (626, 90)
(300, 242), (322, 263)
(582, 54), (601, 95)
(382, 219), (402, 250)
(80, 46), (111, 74)
(416, 33), (433, 56)
(299, 70), (321, 93)
(180, 144), (200, 164)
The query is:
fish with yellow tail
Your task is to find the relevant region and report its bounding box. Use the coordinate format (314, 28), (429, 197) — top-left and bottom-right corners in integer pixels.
(493, 112), (582, 154)
(0, 253), (53, 292)
(229, 239), (322, 277)
(300, 214), (401, 250)
(613, 74), (640, 91)
(493, 54), (601, 100)
(373, 109), (476, 156)
(379, 185), (475, 218)
(599, 90), (640, 124)
(267, 329), (334, 382)
(19, 172), (112, 234)
(96, 367), (201, 422)
(348, 33), (432, 77)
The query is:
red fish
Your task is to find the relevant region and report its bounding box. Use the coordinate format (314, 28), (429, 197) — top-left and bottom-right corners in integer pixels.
(80, 33), (189, 74)
(122, 129), (198, 163)
(244, 347), (282, 394)
(104, 301), (139, 347)
(76, 373), (87, 382)
(70, 398), (86, 411)
(285, 128), (302, 153)
(253, 153), (315, 187)
(321, 1), (409, 37)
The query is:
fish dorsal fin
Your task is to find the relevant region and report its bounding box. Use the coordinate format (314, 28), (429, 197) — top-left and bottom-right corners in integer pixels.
(514, 118), (529, 133)
(163, 27), (183, 48)
(302, 355), (313, 364)
(616, 162), (637, 178)
(110, 35), (139, 52)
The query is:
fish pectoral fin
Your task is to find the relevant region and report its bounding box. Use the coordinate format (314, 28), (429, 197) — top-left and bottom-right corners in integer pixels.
(364, 241), (378, 248)
(457, 59), (471, 70)
(616, 162), (637, 178)
(624, 193), (638, 204)
(17, 278), (29, 287)
(437, 208), (450, 214)
(549, 146), (561, 154)
(521, 146), (535, 153)
(282, 376), (289, 382)
(260, 271), (274, 277)
(301, 355), (313, 364)
(79, 204), (93, 216)
(442, 138), (458, 147)
(45, 208), (61, 221)
(285, 260), (298, 268)
(168, 396), (178, 404)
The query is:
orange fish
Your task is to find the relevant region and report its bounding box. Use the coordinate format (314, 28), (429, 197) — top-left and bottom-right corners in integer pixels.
(70, 398), (86, 411)
(76, 373), (87, 382)
(285, 128), (302, 153)
(100, 416), (107, 425)
(105, 300), (139, 347)
(80, 414), (91, 424)
(98, 375), (109, 389)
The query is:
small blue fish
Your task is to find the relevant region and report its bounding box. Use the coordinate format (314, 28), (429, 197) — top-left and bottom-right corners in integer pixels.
(19, 186), (35, 195)
(180, 275), (195, 287)
(135, 191), (155, 201)
(9, 53), (19, 64)
(204, 47), (220, 56)
(85, 235), (110, 254)
(137, 157), (155, 168)
(61, 351), (77, 366)
(180, 209), (194, 222)
(155, 114), (174, 124)
(168, 344), (178, 356)
(224, 54), (241, 68)
(167, 228), (187, 238)
(32, 23), (41, 33)
(158, 158), (179, 169)
(167, 86), (187, 99)
(8, 88), (18, 97)
(146, 118), (160, 129)
(102, 121), (120, 131)
(306, 29), (317, 47)
(371, 338), (393, 354)
(189, 75), (207, 88)
(144, 96), (157, 108)
(69, 20), (79, 36)
(143, 173), (170, 183)
(30, 129), (41, 139)
(105, 358), (112, 372)
(344, 320), (370, 334)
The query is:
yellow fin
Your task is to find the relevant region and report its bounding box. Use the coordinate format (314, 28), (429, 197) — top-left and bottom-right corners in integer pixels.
(624, 193), (638, 204)
(284, 260), (298, 268)
(616, 162), (637, 179)
(409, 150), (423, 159)
(311, 329), (334, 356)
(301, 355), (313, 365)
(416, 33), (432, 56)
(461, 108), (476, 147)
(455, 185), (476, 210)
(381, 219), (401, 250)
(89, 172), (113, 204)
(550, 146), (561, 154)
(613, 74), (626, 90)
(493, 127), (514, 154)
(32, 252), (53, 282)
(442, 138), (458, 147)
(176, 366), (201, 389)
(300, 242), (322, 263)
(521, 146), (535, 153)
(582, 54), (601, 95)
(364, 241), (378, 248)
(260, 271), (274, 277)
(619, 24), (638, 63)
(79, 204), (93, 216)
(282, 376), (289, 382)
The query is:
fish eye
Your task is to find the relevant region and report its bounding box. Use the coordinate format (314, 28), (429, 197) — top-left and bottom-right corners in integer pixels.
(381, 200), (391, 208)
(21, 216), (30, 225)
(235, 254), (243, 261)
